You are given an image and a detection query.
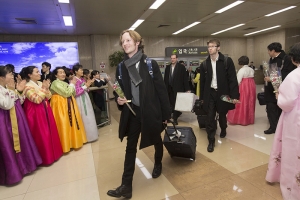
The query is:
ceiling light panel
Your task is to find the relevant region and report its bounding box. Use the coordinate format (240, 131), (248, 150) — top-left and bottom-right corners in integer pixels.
(211, 23), (245, 35)
(58, 0), (69, 3)
(63, 16), (73, 26)
(129, 19), (145, 30)
(265, 6), (296, 17)
(215, 1), (244, 13)
(172, 22), (201, 35)
(149, 0), (166, 9)
(244, 25), (281, 36)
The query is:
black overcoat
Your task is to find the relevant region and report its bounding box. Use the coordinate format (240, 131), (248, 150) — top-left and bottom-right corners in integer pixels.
(199, 52), (239, 113)
(115, 54), (171, 149)
(264, 50), (296, 103)
(164, 63), (190, 93)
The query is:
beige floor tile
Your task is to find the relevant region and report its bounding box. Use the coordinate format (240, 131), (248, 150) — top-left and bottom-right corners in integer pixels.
(91, 117), (126, 153)
(161, 194), (185, 200)
(27, 153), (95, 192)
(24, 176), (99, 200)
(64, 143), (93, 158)
(238, 164), (282, 200)
(93, 146), (125, 175)
(181, 175), (275, 200)
(1, 194), (25, 200)
(96, 150), (178, 200)
(144, 148), (233, 193)
(0, 174), (34, 199)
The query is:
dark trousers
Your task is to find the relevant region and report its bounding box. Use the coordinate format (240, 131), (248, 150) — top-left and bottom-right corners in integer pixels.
(122, 105), (163, 186)
(206, 89), (228, 140)
(167, 86), (182, 120)
(266, 102), (282, 131)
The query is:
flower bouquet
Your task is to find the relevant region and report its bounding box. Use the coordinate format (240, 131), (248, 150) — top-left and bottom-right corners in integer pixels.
(220, 95), (240, 104)
(269, 63), (282, 94)
(108, 80), (136, 116)
(262, 61), (270, 86)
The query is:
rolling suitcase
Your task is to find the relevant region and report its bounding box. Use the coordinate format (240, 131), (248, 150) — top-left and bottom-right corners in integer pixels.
(163, 122), (197, 160)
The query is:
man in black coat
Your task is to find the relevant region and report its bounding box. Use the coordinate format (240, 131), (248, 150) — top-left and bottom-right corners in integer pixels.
(186, 66), (196, 94)
(164, 55), (190, 125)
(263, 42), (296, 134)
(200, 39), (239, 152)
(41, 62), (52, 81)
(107, 30), (171, 199)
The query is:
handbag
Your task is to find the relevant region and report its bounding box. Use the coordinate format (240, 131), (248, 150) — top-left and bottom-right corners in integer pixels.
(191, 99), (206, 116)
(257, 92), (266, 105)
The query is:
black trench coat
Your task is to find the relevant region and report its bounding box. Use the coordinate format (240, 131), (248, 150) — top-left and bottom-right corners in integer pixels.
(115, 54), (171, 149)
(199, 52), (239, 113)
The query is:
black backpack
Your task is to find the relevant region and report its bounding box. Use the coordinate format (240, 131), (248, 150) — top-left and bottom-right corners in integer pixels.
(191, 99), (207, 116)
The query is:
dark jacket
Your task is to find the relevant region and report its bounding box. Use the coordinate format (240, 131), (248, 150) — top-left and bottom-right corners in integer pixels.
(199, 52), (239, 113)
(115, 54), (171, 149)
(264, 50), (296, 103)
(92, 79), (107, 110)
(164, 63), (190, 93)
(40, 72), (52, 82)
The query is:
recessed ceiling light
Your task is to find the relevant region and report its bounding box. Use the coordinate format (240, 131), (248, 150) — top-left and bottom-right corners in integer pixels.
(58, 0), (69, 3)
(244, 25), (281, 36)
(63, 16), (73, 26)
(215, 1), (244, 14)
(265, 6), (296, 17)
(211, 24), (245, 35)
(172, 22), (201, 35)
(129, 19), (145, 30)
(149, 0), (166, 9)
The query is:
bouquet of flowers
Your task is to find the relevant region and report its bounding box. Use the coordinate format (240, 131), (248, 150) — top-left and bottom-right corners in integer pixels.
(269, 63), (282, 94)
(262, 61), (270, 86)
(220, 95), (240, 104)
(108, 80), (136, 116)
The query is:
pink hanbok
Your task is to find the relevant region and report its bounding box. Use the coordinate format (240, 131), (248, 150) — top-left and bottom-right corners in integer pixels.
(227, 65), (256, 125)
(266, 66), (300, 199)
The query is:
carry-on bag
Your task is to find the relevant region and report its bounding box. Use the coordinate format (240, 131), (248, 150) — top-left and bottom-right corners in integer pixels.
(191, 99), (207, 128)
(163, 121), (197, 160)
(257, 92), (266, 105)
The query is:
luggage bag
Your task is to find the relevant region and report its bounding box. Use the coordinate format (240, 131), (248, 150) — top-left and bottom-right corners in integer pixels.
(163, 122), (197, 160)
(257, 92), (266, 105)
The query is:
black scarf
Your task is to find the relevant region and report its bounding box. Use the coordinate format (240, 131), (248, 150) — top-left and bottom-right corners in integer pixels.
(124, 50), (143, 86)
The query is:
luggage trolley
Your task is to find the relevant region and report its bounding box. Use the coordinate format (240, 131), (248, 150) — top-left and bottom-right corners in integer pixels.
(89, 85), (111, 127)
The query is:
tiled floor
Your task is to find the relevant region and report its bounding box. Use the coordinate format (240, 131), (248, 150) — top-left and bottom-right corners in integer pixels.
(0, 85), (283, 200)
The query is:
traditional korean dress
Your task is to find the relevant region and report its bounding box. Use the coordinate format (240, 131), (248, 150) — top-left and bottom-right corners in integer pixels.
(227, 65), (256, 125)
(50, 79), (87, 152)
(0, 85), (42, 185)
(266, 66), (300, 199)
(23, 80), (63, 165)
(74, 77), (99, 142)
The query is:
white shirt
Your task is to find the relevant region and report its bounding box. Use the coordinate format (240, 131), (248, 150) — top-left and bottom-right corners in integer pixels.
(236, 65), (254, 85)
(171, 64), (175, 75)
(210, 56), (218, 89)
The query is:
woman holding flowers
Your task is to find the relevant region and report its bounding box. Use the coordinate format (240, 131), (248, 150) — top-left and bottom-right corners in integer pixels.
(266, 42), (300, 199)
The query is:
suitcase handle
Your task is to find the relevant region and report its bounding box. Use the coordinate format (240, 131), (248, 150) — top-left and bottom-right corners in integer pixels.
(164, 120), (184, 142)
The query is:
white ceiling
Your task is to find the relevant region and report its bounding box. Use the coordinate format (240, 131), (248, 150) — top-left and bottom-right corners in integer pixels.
(0, 0), (299, 37)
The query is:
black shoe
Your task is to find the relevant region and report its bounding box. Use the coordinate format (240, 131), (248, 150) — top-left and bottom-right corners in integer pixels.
(207, 139), (215, 153)
(107, 185), (132, 199)
(152, 163), (162, 178)
(220, 130), (227, 138)
(264, 128), (275, 134)
(173, 119), (178, 125)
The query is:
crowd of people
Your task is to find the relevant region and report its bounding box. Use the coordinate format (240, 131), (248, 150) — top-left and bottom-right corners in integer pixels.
(1, 28), (300, 198)
(0, 63), (107, 185)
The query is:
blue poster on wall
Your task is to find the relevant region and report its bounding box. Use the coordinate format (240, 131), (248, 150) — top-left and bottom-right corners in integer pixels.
(0, 42), (79, 72)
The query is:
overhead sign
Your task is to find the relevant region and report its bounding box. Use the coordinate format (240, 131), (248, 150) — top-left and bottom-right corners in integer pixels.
(165, 46), (209, 57)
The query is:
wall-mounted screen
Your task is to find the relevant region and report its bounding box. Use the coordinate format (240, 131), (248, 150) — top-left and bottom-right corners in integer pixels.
(0, 42), (79, 72)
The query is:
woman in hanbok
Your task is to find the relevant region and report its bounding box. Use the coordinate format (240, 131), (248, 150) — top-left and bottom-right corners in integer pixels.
(21, 66), (63, 165)
(72, 64), (99, 142)
(192, 67), (201, 97)
(266, 42), (300, 199)
(50, 67), (87, 152)
(227, 56), (256, 125)
(90, 70), (107, 113)
(0, 65), (42, 185)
